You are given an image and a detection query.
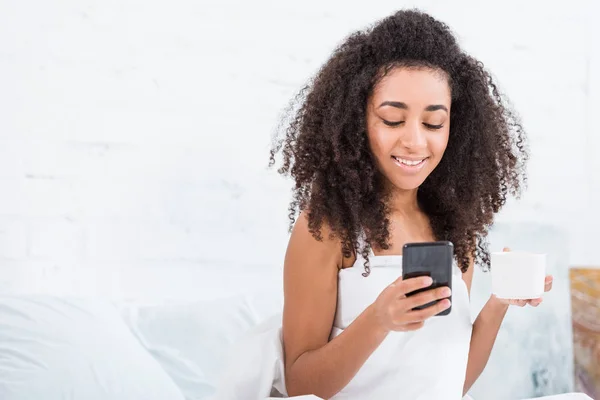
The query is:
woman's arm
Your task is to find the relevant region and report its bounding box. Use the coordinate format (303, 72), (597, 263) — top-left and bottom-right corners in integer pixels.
(462, 292), (509, 394)
(463, 269), (553, 394)
(282, 212), (389, 399)
(461, 254), (510, 395)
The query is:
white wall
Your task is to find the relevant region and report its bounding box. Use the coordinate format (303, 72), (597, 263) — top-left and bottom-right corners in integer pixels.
(0, 0), (598, 296)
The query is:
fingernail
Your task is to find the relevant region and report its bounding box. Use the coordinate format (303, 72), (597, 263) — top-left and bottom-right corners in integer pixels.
(442, 288), (451, 296)
(424, 277), (433, 285)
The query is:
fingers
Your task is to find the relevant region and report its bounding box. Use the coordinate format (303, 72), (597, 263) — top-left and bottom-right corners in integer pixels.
(544, 275), (553, 292)
(394, 276), (434, 297)
(508, 299), (528, 307)
(380, 276), (432, 307)
(404, 286), (451, 310)
(527, 277), (551, 307)
(398, 321), (425, 332)
(528, 298), (543, 307)
(403, 299), (451, 322)
(383, 277), (447, 332)
(505, 295), (545, 308)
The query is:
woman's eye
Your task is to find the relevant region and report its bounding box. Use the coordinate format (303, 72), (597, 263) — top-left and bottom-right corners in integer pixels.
(382, 120), (444, 129)
(383, 120), (403, 127)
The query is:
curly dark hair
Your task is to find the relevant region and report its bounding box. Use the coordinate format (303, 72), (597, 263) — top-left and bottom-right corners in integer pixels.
(269, 9), (528, 276)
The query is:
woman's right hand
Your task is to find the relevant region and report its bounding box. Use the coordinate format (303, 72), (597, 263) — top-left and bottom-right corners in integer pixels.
(370, 276), (452, 332)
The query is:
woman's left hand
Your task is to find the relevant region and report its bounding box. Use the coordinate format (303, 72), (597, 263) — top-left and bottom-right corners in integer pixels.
(492, 247), (554, 307)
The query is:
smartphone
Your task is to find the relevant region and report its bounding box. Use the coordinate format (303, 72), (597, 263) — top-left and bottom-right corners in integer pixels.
(402, 241), (454, 316)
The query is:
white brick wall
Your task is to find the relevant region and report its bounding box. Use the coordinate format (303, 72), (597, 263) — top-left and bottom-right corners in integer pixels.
(0, 0), (598, 294)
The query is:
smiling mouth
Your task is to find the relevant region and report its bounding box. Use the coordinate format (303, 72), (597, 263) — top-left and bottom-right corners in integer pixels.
(391, 155), (428, 167)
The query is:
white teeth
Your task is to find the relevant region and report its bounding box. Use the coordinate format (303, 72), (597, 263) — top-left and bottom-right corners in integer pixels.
(393, 156), (425, 166)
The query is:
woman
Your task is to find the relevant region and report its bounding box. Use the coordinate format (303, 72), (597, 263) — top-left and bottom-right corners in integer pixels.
(215, 9), (552, 400)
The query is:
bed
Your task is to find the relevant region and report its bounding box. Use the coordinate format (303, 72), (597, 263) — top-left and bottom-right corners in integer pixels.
(0, 223), (593, 399)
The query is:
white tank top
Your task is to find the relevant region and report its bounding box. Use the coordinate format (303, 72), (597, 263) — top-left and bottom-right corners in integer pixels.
(329, 249), (473, 399)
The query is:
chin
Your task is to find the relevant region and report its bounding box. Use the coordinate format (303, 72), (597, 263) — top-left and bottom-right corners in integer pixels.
(387, 176), (427, 192)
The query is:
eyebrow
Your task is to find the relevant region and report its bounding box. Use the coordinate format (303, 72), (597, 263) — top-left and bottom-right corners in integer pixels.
(378, 101), (448, 113)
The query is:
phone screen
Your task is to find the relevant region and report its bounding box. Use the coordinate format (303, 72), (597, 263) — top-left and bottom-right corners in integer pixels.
(402, 241), (453, 315)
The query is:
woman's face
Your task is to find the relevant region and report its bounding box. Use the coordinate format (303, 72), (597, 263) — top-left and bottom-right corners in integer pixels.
(366, 67), (451, 192)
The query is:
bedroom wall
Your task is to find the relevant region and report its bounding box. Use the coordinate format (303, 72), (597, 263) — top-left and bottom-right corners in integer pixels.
(0, 0), (598, 296)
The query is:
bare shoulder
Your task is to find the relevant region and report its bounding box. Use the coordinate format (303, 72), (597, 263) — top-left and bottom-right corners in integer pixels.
(286, 211), (343, 269)
(282, 211), (344, 369)
(283, 211), (344, 300)
(288, 211), (357, 270)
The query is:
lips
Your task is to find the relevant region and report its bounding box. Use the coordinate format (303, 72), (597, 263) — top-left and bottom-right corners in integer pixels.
(391, 155), (428, 167)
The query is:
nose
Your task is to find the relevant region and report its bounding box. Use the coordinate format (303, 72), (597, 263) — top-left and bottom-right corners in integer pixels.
(399, 120), (427, 151)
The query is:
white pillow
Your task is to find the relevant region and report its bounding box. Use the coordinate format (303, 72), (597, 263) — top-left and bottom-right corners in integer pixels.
(121, 291), (284, 399)
(0, 295), (185, 400)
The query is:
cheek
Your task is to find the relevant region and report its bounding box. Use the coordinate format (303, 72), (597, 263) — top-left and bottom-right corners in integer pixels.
(429, 131), (450, 157)
(368, 128), (383, 158)
(367, 128), (391, 159)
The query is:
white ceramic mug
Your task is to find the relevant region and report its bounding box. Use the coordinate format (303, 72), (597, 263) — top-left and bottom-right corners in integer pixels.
(491, 251), (546, 299)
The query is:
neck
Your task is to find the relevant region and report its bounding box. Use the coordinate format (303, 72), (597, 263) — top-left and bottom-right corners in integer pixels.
(387, 186), (420, 216)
